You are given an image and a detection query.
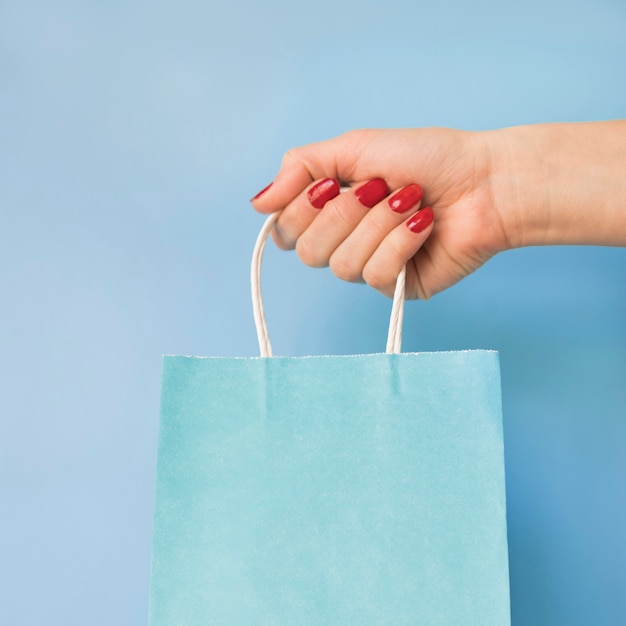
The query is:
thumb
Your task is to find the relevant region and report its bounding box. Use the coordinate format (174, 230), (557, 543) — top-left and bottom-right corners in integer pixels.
(250, 132), (364, 214)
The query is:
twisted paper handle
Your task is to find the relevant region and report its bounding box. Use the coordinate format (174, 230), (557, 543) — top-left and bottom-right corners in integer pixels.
(251, 211), (406, 357)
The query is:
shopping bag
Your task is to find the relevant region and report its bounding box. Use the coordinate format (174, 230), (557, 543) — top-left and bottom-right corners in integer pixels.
(149, 213), (510, 625)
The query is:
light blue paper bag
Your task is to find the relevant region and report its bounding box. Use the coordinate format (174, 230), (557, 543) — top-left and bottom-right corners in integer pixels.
(149, 214), (510, 625)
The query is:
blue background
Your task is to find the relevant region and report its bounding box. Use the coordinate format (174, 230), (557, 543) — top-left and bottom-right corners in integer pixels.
(1, 0), (625, 624)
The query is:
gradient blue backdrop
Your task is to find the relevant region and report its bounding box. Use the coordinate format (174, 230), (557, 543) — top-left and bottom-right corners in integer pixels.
(1, 0), (625, 624)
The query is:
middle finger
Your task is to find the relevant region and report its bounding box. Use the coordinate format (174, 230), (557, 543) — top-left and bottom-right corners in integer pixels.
(295, 178), (391, 267)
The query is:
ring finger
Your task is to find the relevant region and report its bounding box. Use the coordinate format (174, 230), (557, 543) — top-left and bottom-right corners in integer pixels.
(329, 183), (424, 282)
(293, 178), (391, 267)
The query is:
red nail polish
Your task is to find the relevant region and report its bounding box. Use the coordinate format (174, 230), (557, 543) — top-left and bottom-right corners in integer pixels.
(251, 182), (273, 201)
(406, 207), (434, 233)
(388, 184), (423, 213)
(308, 178), (340, 209)
(354, 178), (390, 208)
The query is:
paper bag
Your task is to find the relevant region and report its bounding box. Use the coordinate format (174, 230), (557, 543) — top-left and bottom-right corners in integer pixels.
(149, 214), (510, 625)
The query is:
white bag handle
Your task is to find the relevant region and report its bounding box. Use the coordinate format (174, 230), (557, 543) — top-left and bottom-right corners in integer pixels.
(251, 211), (406, 357)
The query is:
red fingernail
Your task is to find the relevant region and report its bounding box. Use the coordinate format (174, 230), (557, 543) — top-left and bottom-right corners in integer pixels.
(354, 178), (390, 208)
(406, 207), (434, 233)
(251, 182), (273, 201)
(388, 184), (423, 213)
(307, 178), (340, 209)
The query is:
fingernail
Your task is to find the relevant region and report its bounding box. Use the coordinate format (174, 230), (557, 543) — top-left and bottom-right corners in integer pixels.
(406, 207), (434, 233)
(251, 182), (273, 201)
(308, 178), (340, 209)
(354, 178), (390, 208)
(388, 184), (423, 213)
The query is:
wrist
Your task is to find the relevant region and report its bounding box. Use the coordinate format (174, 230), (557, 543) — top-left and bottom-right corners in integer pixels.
(484, 121), (626, 249)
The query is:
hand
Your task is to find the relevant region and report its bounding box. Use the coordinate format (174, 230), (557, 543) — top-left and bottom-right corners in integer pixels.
(250, 128), (506, 299)
(251, 123), (626, 299)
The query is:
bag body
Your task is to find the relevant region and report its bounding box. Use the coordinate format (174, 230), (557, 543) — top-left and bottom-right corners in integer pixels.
(149, 350), (510, 625)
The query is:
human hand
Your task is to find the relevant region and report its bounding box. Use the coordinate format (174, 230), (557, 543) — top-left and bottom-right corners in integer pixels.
(250, 128), (507, 299)
(250, 123), (626, 299)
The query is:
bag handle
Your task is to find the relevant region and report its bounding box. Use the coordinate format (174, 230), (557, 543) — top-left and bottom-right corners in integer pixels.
(251, 211), (406, 357)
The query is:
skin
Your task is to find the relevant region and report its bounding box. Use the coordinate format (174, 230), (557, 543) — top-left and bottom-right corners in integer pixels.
(251, 121), (626, 299)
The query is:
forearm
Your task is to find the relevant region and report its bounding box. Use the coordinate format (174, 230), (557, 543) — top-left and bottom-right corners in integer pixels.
(486, 121), (626, 248)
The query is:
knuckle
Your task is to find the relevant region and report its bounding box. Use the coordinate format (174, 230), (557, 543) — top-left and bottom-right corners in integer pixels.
(331, 199), (355, 229)
(362, 263), (390, 292)
(386, 236), (408, 261)
(271, 221), (297, 250)
(339, 128), (368, 144)
(296, 237), (327, 268)
(271, 230), (294, 251)
(329, 252), (361, 283)
(281, 146), (305, 168)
